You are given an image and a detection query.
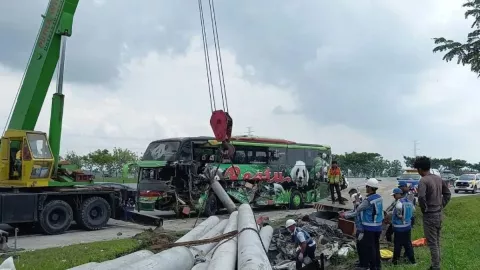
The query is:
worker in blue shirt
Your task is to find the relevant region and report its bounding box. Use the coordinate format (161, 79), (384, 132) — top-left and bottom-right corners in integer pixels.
(390, 187), (416, 265)
(286, 219), (316, 270)
(341, 178), (383, 270)
(341, 188), (364, 267)
(398, 182), (416, 227)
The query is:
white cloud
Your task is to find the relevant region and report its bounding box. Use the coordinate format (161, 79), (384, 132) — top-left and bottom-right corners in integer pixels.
(0, 36), (379, 158)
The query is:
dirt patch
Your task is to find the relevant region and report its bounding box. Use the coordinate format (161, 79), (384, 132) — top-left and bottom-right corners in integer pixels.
(133, 228), (188, 252)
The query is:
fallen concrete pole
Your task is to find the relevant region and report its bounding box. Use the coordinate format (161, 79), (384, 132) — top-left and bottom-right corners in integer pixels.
(190, 219), (229, 258)
(210, 180), (237, 213)
(90, 250), (153, 270)
(191, 261), (210, 270)
(237, 204), (272, 270)
(119, 246), (194, 270)
(177, 216), (220, 243)
(67, 262), (100, 270)
(259, 225), (273, 252)
(207, 211), (238, 270)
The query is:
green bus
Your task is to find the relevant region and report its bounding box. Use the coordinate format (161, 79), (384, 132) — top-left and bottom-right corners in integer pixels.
(136, 136), (333, 216)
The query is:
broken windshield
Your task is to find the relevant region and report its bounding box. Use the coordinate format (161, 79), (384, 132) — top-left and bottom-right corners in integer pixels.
(143, 141), (180, 162)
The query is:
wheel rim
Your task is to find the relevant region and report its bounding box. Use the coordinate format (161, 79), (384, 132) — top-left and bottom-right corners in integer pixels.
(48, 208), (68, 228)
(89, 206), (103, 221)
(293, 195), (301, 207)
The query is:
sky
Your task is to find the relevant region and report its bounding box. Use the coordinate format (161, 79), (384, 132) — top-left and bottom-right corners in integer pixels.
(0, 0), (479, 163)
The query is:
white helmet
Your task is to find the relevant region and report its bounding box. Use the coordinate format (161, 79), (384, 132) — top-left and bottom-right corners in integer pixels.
(285, 219), (296, 228)
(366, 178), (379, 188)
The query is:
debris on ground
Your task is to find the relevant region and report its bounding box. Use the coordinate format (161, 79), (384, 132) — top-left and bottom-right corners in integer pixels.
(267, 212), (356, 269)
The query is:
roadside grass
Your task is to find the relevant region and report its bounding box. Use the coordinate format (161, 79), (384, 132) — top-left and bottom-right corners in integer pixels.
(383, 195), (480, 269)
(3, 229), (187, 270)
(7, 238), (142, 270)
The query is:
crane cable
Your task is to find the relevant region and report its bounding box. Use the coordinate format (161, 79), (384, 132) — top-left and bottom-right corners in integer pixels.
(197, 0), (229, 113)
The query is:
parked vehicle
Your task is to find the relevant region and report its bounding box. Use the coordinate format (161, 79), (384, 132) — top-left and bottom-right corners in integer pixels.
(454, 173), (480, 194)
(397, 168), (440, 196)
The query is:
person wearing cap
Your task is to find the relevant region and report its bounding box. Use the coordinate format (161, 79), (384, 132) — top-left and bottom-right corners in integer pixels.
(339, 178), (383, 270)
(398, 182), (416, 227)
(390, 187), (416, 265)
(285, 219), (316, 269)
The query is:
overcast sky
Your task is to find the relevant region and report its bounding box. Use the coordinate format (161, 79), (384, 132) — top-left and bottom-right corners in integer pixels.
(0, 0), (479, 162)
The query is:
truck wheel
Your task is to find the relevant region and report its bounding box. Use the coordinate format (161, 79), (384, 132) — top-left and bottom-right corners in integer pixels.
(454, 190), (459, 193)
(39, 200), (73, 235)
(473, 186), (477, 194)
(77, 197), (111, 230)
(289, 190), (304, 210)
(203, 194), (218, 217)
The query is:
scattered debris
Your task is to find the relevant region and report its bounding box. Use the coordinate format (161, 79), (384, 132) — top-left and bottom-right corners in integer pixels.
(267, 213), (356, 269)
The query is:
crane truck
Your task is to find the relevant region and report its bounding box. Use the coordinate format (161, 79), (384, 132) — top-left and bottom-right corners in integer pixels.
(0, 0), (234, 236)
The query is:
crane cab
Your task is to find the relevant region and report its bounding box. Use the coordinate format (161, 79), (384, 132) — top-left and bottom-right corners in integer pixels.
(0, 130), (54, 187)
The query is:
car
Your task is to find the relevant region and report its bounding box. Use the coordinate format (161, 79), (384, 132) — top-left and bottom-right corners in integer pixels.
(454, 173), (480, 194)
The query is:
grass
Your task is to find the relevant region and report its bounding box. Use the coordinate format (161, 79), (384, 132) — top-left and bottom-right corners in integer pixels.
(382, 196), (480, 270)
(2, 229), (187, 270)
(6, 238), (143, 270)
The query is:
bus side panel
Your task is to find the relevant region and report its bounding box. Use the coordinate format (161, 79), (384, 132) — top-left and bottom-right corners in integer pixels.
(0, 193), (38, 223)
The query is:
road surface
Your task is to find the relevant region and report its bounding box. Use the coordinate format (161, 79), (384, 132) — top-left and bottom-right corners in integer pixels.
(3, 177), (472, 251)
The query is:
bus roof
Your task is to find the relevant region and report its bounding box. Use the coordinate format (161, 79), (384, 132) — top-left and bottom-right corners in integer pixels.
(206, 136), (331, 150)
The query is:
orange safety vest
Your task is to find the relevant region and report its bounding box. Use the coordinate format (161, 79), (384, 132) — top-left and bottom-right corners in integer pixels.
(327, 167), (342, 184)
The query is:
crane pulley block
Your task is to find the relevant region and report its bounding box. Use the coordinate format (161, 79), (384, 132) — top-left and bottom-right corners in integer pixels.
(210, 110), (232, 142)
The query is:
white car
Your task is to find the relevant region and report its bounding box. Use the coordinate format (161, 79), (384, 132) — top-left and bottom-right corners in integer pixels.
(454, 173), (480, 194)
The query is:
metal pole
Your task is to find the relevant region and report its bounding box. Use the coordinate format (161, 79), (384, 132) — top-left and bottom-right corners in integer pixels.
(57, 36), (67, 95)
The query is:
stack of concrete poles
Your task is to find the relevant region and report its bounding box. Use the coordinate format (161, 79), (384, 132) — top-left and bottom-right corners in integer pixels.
(68, 204), (274, 270)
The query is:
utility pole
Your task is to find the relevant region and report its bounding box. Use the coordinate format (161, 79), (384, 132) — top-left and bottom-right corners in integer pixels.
(413, 140), (419, 157)
(246, 126), (254, 136)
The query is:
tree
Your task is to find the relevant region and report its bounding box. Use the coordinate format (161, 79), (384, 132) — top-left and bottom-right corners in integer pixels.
(433, 0), (480, 76)
(388, 160), (403, 177)
(111, 147), (138, 177)
(88, 149), (113, 176)
(64, 151), (83, 169)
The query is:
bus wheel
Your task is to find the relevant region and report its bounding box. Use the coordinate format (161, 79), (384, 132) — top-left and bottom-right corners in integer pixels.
(203, 194), (218, 217)
(77, 197), (111, 230)
(289, 190), (304, 210)
(39, 200), (73, 235)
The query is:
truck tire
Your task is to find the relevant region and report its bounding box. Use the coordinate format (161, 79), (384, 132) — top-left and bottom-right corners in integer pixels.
(39, 200), (73, 235)
(203, 193), (218, 217)
(77, 197), (111, 230)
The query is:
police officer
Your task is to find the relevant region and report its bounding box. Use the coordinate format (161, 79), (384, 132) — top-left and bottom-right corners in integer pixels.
(390, 188), (416, 265)
(344, 178), (383, 270)
(286, 219), (316, 270)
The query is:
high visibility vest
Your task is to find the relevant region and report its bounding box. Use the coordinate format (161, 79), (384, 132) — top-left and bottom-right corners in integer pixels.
(392, 197), (414, 232)
(360, 193), (384, 232)
(327, 167), (342, 184)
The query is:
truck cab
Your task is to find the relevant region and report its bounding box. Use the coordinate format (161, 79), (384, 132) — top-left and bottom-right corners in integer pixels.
(0, 130), (54, 187)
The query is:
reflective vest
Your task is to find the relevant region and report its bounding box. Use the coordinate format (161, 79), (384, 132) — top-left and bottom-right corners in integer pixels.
(327, 167), (342, 184)
(353, 197), (363, 232)
(292, 227), (316, 247)
(360, 193), (384, 232)
(392, 197), (414, 232)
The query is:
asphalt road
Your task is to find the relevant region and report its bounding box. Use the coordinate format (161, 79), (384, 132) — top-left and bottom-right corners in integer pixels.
(3, 177), (475, 252)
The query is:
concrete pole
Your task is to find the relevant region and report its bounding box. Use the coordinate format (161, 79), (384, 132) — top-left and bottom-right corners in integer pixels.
(118, 247), (195, 270)
(189, 219), (229, 258)
(210, 179), (237, 213)
(177, 216), (220, 243)
(192, 262), (210, 270)
(259, 225), (273, 252)
(207, 211), (238, 270)
(237, 204), (272, 270)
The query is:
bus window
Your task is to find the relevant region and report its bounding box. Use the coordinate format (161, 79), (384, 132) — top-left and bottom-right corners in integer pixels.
(305, 149), (321, 167)
(179, 142), (192, 161)
(247, 149), (267, 164)
(232, 147), (247, 164)
(268, 148), (287, 165)
(287, 148), (306, 166)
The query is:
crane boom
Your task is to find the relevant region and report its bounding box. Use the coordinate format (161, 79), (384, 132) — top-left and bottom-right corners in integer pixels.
(7, 0), (79, 173)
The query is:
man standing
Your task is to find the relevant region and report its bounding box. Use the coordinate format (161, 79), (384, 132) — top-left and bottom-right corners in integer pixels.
(399, 182), (416, 227)
(341, 188), (364, 267)
(286, 219), (316, 270)
(328, 161), (345, 205)
(341, 178), (383, 270)
(414, 156), (451, 270)
(389, 188), (416, 265)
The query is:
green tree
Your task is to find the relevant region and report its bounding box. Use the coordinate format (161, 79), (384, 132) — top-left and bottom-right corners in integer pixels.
(88, 149), (113, 177)
(64, 151), (83, 169)
(433, 0), (480, 76)
(388, 160), (403, 177)
(111, 147), (138, 177)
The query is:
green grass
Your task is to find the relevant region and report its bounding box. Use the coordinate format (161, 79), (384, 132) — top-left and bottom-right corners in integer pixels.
(383, 196), (480, 270)
(8, 238), (143, 270)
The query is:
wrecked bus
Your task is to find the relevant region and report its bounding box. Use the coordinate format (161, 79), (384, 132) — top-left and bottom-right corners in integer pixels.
(135, 136), (332, 216)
